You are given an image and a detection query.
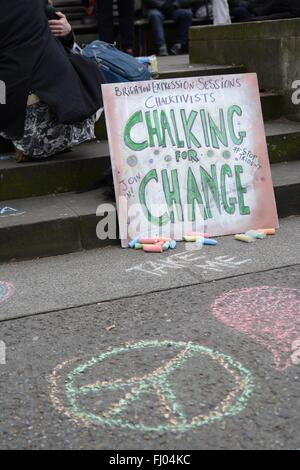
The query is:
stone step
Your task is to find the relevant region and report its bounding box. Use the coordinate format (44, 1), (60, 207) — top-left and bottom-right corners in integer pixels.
(0, 160), (299, 263)
(265, 118), (300, 163)
(0, 142), (111, 202)
(1, 118), (299, 202)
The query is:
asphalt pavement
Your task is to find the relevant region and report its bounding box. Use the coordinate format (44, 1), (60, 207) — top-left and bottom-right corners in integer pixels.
(0, 218), (299, 449)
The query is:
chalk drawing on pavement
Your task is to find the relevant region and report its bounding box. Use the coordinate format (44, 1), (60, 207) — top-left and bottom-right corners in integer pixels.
(126, 253), (251, 278)
(49, 340), (253, 432)
(0, 281), (15, 306)
(211, 286), (300, 371)
(0, 206), (26, 218)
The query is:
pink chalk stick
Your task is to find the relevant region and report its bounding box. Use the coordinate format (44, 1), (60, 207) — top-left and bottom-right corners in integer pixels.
(139, 238), (160, 244)
(187, 232), (209, 238)
(143, 244), (163, 253)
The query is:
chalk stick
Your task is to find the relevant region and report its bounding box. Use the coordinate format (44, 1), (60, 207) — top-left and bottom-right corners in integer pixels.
(134, 243), (144, 250)
(158, 237), (172, 242)
(203, 238), (218, 246)
(246, 230), (266, 240)
(143, 244), (163, 253)
(184, 236), (198, 242)
(195, 238), (205, 248)
(196, 237), (218, 246)
(163, 242), (170, 251)
(187, 232), (209, 238)
(169, 240), (177, 249)
(256, 228), (276, 235)
(139, 238), (160, 244)
(234, 234), (256, 243)
(128, 237), (140, 248)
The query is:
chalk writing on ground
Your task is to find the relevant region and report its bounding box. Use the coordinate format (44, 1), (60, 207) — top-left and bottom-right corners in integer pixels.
(211, 287), (300, 371)
(126, 252), (251, 277)
(0, 281), (15, 306)
(49, 340), (253, 432)
(0, 206), (26, 218)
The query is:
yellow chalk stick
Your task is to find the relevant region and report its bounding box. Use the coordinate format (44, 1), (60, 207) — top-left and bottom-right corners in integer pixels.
(234, 234), (256, 243)
(184, 236), (197, 242)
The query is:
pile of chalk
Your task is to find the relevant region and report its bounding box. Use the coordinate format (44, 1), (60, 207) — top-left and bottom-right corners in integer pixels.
(128, 232), (219, 253)
(234, 228), (276, 243)
(128, 237), (177, 253)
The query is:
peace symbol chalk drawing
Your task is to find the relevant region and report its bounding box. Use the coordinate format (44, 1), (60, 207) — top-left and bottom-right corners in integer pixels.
(0, 281), (15, 306)
(49, 340), (253, 432)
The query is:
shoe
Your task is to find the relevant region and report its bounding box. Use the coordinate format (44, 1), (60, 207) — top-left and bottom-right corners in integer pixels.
(170, 43), (183, 55)
(158, 45), (168, 56)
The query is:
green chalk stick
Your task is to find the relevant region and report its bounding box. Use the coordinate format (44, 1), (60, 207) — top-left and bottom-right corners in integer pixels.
(134, 243), (144, 250)
(246, 230), (266, 240)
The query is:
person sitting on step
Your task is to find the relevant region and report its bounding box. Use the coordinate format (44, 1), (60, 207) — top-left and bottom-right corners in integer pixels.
(142, 0), (193, 56)
(0, 0), (103, 163)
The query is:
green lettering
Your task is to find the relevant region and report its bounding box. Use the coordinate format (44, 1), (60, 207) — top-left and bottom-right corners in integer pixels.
(235, 165), (250, 215)
(228, 105), (246, 145)
(200, 109), (210, 147)
(162, 169), (184, 223)
(208, 109), (228, 149)
(145, 110), (163, 147)
(200, 164), (221, 218)
(187, 167), (207, 221)
(220, 164), (237, 214)
(139, 169), (169, 225)
(180, 109), (201, 149)
(124, 111), (148, 151)
(170, 109), (185, 148)
(160, 111), (176, 147)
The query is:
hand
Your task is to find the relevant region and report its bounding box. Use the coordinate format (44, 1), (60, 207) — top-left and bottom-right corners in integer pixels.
(48, 12), (72, 38)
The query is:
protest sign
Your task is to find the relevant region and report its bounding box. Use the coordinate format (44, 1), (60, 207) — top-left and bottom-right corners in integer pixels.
(102, 73), (278, 247)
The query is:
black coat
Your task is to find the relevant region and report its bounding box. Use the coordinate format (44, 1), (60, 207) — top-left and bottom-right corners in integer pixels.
(0, 0), (103, 140)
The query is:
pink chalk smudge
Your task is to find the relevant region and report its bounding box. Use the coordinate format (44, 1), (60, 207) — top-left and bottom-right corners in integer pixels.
(0, 281), (15, 306)
(211, 286), (300, 371)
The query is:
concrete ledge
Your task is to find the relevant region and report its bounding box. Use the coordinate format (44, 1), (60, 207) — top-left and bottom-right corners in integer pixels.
(190, 18), (300, 41)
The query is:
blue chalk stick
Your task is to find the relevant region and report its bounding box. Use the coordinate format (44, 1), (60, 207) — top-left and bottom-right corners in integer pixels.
(204, 238), (218, 246)
(128, 237), (140, 248)
(169, 240), (177, 249)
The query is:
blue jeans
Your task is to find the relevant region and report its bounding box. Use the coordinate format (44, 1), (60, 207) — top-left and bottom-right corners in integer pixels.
(147, 8), (193, 48)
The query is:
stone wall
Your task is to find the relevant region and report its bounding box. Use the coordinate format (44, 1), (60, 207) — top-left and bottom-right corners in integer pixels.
(189, 19), (300, 120)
